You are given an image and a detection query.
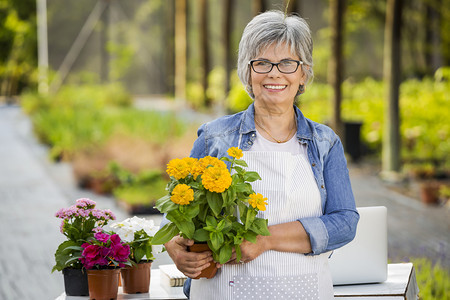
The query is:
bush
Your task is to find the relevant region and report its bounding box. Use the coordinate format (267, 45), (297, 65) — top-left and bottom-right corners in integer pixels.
(21, 83), (187, 160)
(409, 257), (450, 299)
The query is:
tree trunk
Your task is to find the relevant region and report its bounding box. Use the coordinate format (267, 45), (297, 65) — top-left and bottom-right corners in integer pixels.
(424, 0), (442, 75)
(223, 0), (234, 96)
(285, 0), (298, 14)
(382, 0), (403, 178)
(328, 0), (345, 139)
(253, 0), (266, 15)
(200, 0), (211, 106)
(175, 0), (187, 103)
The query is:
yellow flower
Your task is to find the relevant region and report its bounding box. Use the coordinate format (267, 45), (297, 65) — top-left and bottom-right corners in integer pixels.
(170, 184), (194, 205)
(202, 165), (232, 193)
(248, 193), (268, 211)
(166, 158), (190, 180)
(182, 157), (198, 173)
(227, 147), (243, 159)
(191, 156), (227, 178)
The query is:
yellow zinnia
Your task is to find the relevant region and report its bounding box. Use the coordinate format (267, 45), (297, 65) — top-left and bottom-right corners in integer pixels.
(170, 184), (194, 205)
(166, 158), (190, 180)
(248, 193), (268, 211)
(182, 157), (198, 174)
(201, 165), (232, 193)
(227, 147), (243, 159)
(191, 156), (227, 178)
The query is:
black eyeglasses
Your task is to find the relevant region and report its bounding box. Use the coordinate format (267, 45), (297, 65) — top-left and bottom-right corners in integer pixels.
(249, 59), (303, 74)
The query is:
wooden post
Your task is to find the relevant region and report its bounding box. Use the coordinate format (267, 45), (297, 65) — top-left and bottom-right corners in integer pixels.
(328, 0), (345, 140)
(382, 0), (403, 180)
(175, 0), (187, 104)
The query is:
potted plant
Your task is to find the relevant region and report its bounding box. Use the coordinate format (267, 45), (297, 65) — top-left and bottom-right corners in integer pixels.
(52, 198), (116, 296)
(79, 231), (131, 300)
(152, 147), (270, 279)
(106, 216), (163, 294)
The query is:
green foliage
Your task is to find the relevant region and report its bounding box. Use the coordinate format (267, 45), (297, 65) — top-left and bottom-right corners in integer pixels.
(299, 73), (450, 170)
(152, 154), (270, 264)
(410, 257), (450, 300)
(0, 0), (37, 95)
(21, 83), (186, 160)
(227, 72), (252, 113)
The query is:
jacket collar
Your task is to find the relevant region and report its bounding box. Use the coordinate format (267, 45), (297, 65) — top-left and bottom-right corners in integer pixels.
(240, 102), (313, 140)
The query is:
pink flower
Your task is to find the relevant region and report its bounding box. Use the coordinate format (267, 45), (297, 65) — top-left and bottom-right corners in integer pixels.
(111, 243), (130, 262)
(110, 234), (122, 245)
(94, 232), (110, 243)
(76, 198), (96, 209)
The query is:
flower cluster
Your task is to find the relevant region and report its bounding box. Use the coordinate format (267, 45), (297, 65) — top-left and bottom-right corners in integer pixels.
(79, 232), (130, 269)
(52, 198), (117, 272)
(153, 147), (270, 265)
(106, 216), (163, 263)
(55, 198), (116, 235)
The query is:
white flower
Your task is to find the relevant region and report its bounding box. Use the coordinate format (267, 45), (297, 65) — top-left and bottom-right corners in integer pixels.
(107, 216), (159, 242)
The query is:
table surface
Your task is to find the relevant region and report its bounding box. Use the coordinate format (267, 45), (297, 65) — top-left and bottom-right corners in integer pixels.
(57, 263), (418, 300)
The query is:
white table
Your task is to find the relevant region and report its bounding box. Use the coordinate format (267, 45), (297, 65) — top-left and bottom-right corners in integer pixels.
(57, 263), (418, 300)
(334, 263), (419, 299)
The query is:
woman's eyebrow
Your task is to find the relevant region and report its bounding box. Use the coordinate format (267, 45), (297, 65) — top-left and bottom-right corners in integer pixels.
(255, 57), (294, 61)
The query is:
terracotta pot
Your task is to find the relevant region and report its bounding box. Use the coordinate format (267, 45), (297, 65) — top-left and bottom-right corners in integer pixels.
(87, 269), (120, 300)
(120, 262), (152, 294)
(62, 268), (89, 296)
(420, 182), (440, 205)
(188, 243), (218, 279)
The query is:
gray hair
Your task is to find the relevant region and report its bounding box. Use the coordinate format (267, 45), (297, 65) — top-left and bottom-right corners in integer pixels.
(237, 10), (314, 98)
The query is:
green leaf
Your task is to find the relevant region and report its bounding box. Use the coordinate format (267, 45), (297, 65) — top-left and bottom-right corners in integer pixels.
(219, 244), (233, 264)
(206, 191), (223, 217)
(233, 159), (248, 167)
(235, 244), (242, 262)
(231, 165), (245, 174)
(235, 182), (250, 193)
(243, 231), (258, 243)
(243, 171), (261, 182)
(134, 247), (146, 263)
(193, 228), (209, 242)
(184, 203), (200, 219)
(250, 218), (271, 236)
(152, 222), (180, 245)
(206, 215), (218, 228)
(210, 231), (224, 251)
(245, 209), (257, 230)
(155, 195), (177, 213)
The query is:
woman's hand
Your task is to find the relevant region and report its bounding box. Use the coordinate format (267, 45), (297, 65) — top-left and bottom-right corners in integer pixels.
(164, 236), (214, 278)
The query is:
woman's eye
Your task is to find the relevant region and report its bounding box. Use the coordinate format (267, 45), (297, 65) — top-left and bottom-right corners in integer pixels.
(280, 60), (294, 66)
(255, 61), (270, 67)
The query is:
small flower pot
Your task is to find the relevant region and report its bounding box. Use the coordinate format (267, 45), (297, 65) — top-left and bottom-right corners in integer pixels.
(62, 268), (89, 296)
(420, 181), (440, 205)
(87, 269), (121, 300)
(120, 262), (152, 294)
(188, 243), (218, 279)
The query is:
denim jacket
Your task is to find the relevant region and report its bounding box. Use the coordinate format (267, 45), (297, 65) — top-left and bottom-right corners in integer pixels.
(189, 103), (359, 254)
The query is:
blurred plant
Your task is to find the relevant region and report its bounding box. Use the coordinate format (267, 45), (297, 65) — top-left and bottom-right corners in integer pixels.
(106, 216), (163, 264)
(409, 257), (450, 299)
(21, 83), (186, 160)
(52, 198), (116, 272)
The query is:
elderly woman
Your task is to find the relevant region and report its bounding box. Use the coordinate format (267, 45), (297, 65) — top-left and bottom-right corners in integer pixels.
(163, 10), (359, 299)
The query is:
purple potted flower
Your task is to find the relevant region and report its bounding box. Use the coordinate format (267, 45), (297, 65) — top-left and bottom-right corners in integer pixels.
(52, 198), (116, 296)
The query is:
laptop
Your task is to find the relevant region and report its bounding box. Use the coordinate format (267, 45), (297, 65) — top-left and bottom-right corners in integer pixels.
(328, 206), (388, 285)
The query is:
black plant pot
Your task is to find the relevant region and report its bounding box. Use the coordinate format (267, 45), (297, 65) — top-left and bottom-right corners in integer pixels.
(62, 268), (89, 296)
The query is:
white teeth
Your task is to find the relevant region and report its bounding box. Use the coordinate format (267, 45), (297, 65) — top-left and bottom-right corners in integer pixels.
(264, 85), (286, 90)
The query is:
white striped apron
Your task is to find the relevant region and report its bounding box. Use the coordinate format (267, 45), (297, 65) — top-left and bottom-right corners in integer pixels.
(190, 151), (334, 300)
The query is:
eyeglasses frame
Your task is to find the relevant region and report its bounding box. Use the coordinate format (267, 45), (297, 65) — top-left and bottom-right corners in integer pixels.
(248, 59), (304, 74)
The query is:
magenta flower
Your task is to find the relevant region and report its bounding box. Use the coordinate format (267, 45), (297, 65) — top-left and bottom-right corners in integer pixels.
(94, 232), (110, 243)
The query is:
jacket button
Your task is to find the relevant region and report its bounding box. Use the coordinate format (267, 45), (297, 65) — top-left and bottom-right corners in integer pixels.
(312, 163), (316, 167)
(248, 141), (252, 145)
(321, 185), (324, 189)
